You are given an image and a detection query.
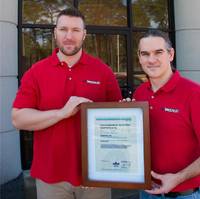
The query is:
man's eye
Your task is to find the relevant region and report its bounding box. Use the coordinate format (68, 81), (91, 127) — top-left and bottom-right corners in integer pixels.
(141, 53), (149, 56)
(73, 29), (81, 32)
(59, 28), (65, 31)
(156, 51), (163, 55)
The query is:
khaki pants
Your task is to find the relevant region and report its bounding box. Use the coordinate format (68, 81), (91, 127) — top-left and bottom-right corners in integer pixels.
(36, 179), (111, 199)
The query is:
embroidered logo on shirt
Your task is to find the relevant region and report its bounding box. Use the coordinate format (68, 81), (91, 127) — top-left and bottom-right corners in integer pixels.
(85, 80), (101, 85)
(163, 107), (179, 113)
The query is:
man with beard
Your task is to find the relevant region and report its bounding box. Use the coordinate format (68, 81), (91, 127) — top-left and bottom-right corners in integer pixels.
(12, 8), (122, 199)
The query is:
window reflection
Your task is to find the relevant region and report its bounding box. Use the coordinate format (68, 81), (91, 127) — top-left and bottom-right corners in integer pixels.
(133, 74), (148, 91)
(132, 0), (169, 29)
(84, 34), (127, 87)
(132, 32), (145, 73)
(78, 0), (127, 26)
(22, 28), (54, 75)
(23, 0), (73, 24)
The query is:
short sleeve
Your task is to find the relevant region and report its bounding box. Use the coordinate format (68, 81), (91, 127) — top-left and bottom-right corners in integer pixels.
(13, 68), (39, 108)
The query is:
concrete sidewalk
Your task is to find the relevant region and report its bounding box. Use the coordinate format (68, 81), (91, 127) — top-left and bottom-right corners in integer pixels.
(0, 171), (139, 199)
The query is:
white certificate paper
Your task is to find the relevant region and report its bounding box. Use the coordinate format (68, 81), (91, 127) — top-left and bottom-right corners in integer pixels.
(87, 108), (144, 183)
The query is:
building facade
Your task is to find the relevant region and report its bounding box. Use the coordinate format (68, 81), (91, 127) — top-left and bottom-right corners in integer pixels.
(0, 0), (200, 185)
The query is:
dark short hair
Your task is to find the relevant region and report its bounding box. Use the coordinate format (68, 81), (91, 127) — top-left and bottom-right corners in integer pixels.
(138, 30), (175, 70)
(56, 7), (85, 28)
(138, 30), (172, 49)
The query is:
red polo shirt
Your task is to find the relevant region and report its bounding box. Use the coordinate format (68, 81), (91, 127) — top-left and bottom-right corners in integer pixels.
(13, 48), (122, 185)
(133, 71), (200, 191)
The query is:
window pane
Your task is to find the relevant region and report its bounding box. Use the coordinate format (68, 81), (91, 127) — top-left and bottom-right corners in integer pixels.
(132, 32), (144, 73)
(23, 0), (73, 24)
(20, 131), (33, 169)
(78, 0), (127, 26)
(132, 0), (169, 29)
(133, 74), (148, 91)
(132, 32), (148, 91)
(84, 34), (127, 88)
(22, 28), (54, 74)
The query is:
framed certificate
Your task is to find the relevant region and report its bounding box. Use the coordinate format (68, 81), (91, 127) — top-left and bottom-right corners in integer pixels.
(81, 102), (151, 189)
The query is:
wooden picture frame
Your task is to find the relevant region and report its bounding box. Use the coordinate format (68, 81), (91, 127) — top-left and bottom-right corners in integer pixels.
(81, 102), (151, 189)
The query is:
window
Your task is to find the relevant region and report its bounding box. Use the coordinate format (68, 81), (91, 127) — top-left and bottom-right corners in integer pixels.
(23, 0), (73, 24)
(22, 28), (53, 73)
(132, 0), (169, 29)
(20, 0), (174, 94)
(79, 0), (127, 26)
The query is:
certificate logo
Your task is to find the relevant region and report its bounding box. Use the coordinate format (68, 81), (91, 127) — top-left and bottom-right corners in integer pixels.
(113, 161), (120, 167)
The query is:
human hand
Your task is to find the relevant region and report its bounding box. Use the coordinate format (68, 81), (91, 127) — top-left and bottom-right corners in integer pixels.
(145, 171), (181, 195)
(60, 96), (92, 119)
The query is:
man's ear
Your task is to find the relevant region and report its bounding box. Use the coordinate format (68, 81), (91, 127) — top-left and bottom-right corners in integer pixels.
(83, 29), (87, 40)
(169, 48), (175, 62)
(137, 50), (140, 58)
(54, 27), (57, 40)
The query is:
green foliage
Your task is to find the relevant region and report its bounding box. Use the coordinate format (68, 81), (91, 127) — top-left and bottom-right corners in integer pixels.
(23, 0), (73, 24)
(133, 0), (168, 28)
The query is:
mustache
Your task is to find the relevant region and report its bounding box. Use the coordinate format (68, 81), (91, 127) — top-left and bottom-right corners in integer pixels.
(63, 40), (75, 45)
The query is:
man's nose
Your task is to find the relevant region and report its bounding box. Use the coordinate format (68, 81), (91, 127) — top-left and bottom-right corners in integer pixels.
(148, 54), (157, 63)
(64, 31), (73, 39)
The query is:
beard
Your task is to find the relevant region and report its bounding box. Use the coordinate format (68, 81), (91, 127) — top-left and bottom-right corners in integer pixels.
(60, 45), (82, 56)
(56, 38), (84, 57)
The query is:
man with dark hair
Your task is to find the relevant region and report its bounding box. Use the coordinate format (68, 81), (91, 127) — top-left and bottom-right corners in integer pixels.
(12, 7), (122, 199)
(56, 8), (86, 28)
(133, 30), (200, 199)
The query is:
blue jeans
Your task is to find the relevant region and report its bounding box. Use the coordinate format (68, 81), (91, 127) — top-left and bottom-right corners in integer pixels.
(139, 189), (200, 199)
